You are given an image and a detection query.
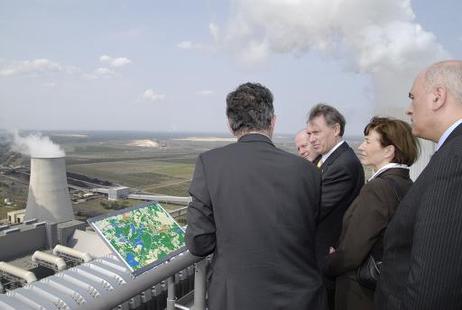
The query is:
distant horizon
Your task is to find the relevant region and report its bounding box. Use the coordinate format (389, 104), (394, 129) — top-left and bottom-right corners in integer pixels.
(0, 128), (365, 141)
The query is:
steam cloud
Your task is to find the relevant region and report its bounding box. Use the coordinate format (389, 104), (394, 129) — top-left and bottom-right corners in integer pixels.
(216, 0), (450, 116)
(11, 131), (65, 158)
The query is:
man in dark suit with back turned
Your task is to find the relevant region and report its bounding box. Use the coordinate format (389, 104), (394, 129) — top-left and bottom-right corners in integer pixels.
(306, 103), (364, 309)
(186, 83), (326, 310)
(376, 61), (462, 309)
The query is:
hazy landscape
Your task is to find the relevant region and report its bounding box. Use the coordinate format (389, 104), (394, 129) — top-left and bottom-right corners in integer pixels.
(0, 130), (364, 222)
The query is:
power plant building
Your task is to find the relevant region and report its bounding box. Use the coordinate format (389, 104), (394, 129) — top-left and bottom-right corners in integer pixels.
(0, 155), (206, 309)
(25, 157), (74, 223)
(6, 209), (25, 225)
(108, 186), (130, 201)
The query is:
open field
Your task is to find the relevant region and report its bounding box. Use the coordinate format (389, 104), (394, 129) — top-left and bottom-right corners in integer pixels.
(0, 131), (239, 220)
(0, 177), (28, 208)
(0, 130), (364, 221)
(65, 149), (197, 199)
(67, 159), (194, 192)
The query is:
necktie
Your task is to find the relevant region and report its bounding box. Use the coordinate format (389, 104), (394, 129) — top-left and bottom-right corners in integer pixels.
(317, 159), (323, 168)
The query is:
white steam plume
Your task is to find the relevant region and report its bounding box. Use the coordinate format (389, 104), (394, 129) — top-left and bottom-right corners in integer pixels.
(11, 131), (65, 158)
(217, 0), (450, 117)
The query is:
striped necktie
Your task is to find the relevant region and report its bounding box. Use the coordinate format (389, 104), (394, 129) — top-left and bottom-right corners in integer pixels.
(317, 159), (323, 168)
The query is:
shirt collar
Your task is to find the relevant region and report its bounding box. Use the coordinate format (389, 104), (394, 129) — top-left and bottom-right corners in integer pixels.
(321, 140), (345, 164)
(436, 119), (462, 151)
(368, 162), (409, 182)
(238, 133), (274, 145)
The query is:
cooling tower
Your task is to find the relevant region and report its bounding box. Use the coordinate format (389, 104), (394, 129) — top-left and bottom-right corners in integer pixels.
(25, 157), (74, 223)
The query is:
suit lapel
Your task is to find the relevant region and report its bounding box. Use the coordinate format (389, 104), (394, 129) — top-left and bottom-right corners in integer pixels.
(420, 123), (462, 174)
(320, 142), (349, 174)
(439, 123), (462, 150)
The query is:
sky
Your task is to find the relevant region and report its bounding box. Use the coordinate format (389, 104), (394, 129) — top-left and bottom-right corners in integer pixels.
(0, 0), (461, 136)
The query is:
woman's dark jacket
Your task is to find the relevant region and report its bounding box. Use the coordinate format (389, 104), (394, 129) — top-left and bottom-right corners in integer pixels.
(325, 168), (412, 278)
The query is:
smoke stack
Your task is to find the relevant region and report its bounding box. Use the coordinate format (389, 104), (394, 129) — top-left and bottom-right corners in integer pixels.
(25, 157), (74, 223)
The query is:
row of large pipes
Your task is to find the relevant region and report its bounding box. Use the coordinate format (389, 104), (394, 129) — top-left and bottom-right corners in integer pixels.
(0, 252), (207, 310)
(0, 245), (93, 290)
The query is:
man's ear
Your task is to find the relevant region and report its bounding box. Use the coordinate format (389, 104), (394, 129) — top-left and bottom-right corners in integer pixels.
(432, 86), (447, 111)
(333, 123), (341, 136)
(227, 119), (235, 136)
(271, 115), (277, 129)
(268, 115), (277, 138)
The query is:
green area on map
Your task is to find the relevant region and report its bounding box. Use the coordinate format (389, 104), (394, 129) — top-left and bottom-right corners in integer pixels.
(92, 202), (185, 272)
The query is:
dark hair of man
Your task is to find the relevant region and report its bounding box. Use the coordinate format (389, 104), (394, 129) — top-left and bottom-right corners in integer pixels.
(308, 103), (346, 136)
(226, 82), (274, 136)
(364, 116), (420, 166)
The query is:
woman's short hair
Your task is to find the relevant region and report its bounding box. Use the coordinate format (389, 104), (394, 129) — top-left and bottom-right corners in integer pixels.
(364, 116), (420, 166)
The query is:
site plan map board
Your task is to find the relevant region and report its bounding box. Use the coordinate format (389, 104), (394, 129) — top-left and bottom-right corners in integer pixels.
(88, 202), (186, 276)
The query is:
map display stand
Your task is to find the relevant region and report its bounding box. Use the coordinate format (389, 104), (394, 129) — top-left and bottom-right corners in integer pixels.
(88, 201), (186, 276)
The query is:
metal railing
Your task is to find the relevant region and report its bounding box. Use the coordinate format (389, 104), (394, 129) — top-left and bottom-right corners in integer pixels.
(77, 251), (207, 310)
(166, 256), (207, 310)
(127, 194), (192, 205)
(0, 252), (208, 310)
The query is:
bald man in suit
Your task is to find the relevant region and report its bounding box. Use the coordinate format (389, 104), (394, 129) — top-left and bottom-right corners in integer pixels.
(376, 60), (462, 309)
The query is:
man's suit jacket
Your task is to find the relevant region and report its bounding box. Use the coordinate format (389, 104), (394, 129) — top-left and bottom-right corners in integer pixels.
(316, 142), (364, 272)
(376, 123), (462, 310)
(186, 134), (326, 310)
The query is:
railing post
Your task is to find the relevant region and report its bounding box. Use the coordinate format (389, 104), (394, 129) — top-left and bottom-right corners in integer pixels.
(166, 275), (176, 310)
(192, 259), (207, 310)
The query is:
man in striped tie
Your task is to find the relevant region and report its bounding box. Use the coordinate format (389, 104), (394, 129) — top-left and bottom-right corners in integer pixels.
(306, 103), (364, 310)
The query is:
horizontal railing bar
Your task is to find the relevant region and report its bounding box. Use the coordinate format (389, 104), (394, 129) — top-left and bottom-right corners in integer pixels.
(84, 252), (203, 310)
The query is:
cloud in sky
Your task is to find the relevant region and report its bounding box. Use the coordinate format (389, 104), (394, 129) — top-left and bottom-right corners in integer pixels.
(94, 67), (116, 76)
(142, 89), (166, 102)
(217, 0), (448, 71)
(216, 0), (449, 117)
(82, 67), (117, 80)
(0, 56), (130, 80)
(99, 55), (132, 67)
(0, 58), (66, 77)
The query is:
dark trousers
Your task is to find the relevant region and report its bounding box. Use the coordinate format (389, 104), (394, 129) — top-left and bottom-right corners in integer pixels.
(335, 274), (375, 310)
(327, 287), (336, 310)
